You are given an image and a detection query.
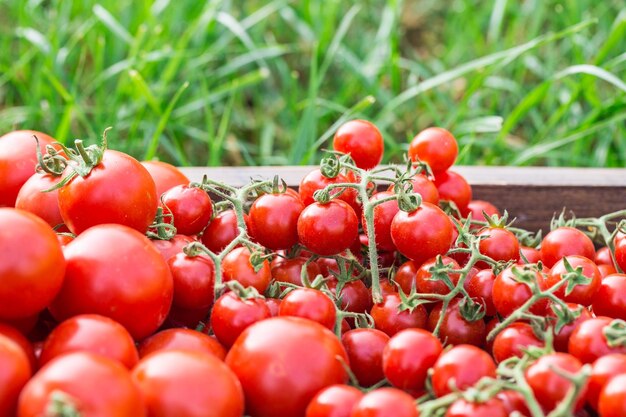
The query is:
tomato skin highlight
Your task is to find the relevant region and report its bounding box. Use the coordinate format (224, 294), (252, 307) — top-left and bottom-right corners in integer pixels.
(587, 354), (626, 411)
(305, 384), (363, 417)
(167, 252), (215, 311)
(540, 227), (596, 268)
(492, 266), (548, 317)
(431, 344), (496, 397)
(350, 387), (419, 417)
(222, 246), (271, 294)
(297, 200), (359, 256)
(408, 127), (458, 174)
(546, 255), (601, 306)
(598, 373), (626, 417)
(568, 317), (626, 364)
(428, 299), (486, 347)
(249, 192), (304, 250)
(332, 119), (384, 170)
(371, 293), (428, 336)
(592, 274), (626, 320)
(141, 160), (189, 197)
(342, 328), (389, 387)
(139, 328), (226, 360)
(210, 292), (271, 348)
(279, 288), (337, 330)
(161, 185), (213, 236)
(492, 322), (544, 363)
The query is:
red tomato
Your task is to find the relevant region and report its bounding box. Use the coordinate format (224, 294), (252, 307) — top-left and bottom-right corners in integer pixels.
(593, 274), (626, 319)
(58, 150), (158, 234)
(540, 227), (596, 268)
(161, 185), (213, 236)
(415, 256), (461, 295)
(464, 269), (496, 316)
(222, 246), (271, 293)
(477, 227), (520, 265)
(249, 192), (304, 250)
(364, 191), (399, 252)
(546, 302), (592, 352)
(297, 200), (359, 256)
(393, 260), (419, 295)
(200, 209), (251, 253)
(151, 234), (194, 262)
(305, 384), (363, 417)
(0, 208), (65, 320)
(0, 334), (31, 417)
(299, 169), (359, 212)
(587, 354), (626, 411)
(519, 246), (542, 264)
(599, 373), (626, 417)
(140, 160), (189, 197)
(408, 127), (458, 174)
(568, 317), (626, 364)
(271, 257), (321, 287)
(132, 350), (243, 417)
(383, 328), (442, 394)
(445, 398), (508, 417)
(428, 299), (486, 347)
(15, 172), (65, 228)
(466, 200), (501, 221)
(327, 278), (372, 315)
(350, 387), (419, 417)
(371, 293), (428, 336)
(341, 328), (389, 387)
(492, 266), (548, 317)
(390, 202), (453, 265)
(495, 390), (530, 416)
(48, 224), (173, 340)
(0, 323), (36, 371)
(431, 344), (496, 397)
(226, 317), (349, 417)
(599, 264), (618, 278)
(388, 174), (440, 205)
(18, 352), (144, 417)
(492, 322), (544, 363)
(167, 252), (215, 311)
(279, 288), (337, 330)
(595, 247), (615, 266)
(0, 130), (55, 207)
(39, 314), (138, 369)
(332, 119), (384, 170)
(210, 292), (271, 348)
(616, 238), (626, 272)
(546, 255), (601, 306)
(525, 352), (587, 413)
(433, 170), (472, 214)
(139, 328), (226, 360)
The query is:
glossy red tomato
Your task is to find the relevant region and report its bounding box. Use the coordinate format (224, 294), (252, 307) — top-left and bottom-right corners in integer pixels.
(341, 328), (389, 387)
(327, 278), (372, 314)
(547, 303), (592, 353)
(141, 160), (189, 197)
(477, 227), (520, 265)
(299, 169), (359, 212)
(151, 234), (194, 262)
(161, 185), (213, 236)
(249, 192), (304, 250)
(525, 352), (587, 413)
(464, 269), (496, 316)
(599, 264), (618, 278)
(167, 252), (215, 311)
(433, 171), (472, 214)
(492, 266), (548, 317)
(391, 202), (453, 265)
(616, 237), (626, 272)
(393, 260), (419, 295)
(58, 150), (158, 234)
(492, 322), (544, 363)
(568, 317), (626, 364)
(226, 317), (349, 417)
(431, 344), (496, 397)
(133, 350), (243, 417)
(586, 354), (626, 411)
(599, 373), (626, 417)
(495, 390), (530, 416)
(0, 208), (65, 320)
(0, 130), (55, 207)
(416, 256), (461, 295)
(371, 293), (428, 336)
(388, 174), (440, 205)
(540, 227), (596, 268)
(445, 398), (508, 417)
(466, 200), (501, 221)
(18, 352), (144, 417)
(210, 292), (271, 348)
(305, 384), (363, 417)
(222, 246), (271, 293)
(279, 288), (337, 330)
(139, 328), (226, 360)
(595, 246), (615, 266)
(593, 274), (626, 319)
(428, 299), (486, 347)
(408, 127), (458, 174)
(297, 200), (359, 256)
(0, 324), (36, 371)
(364, 191), (399, 252)
(15, 172), (65, 228)
(39, 314), (138, 369)
(0, 334), (31, 417)
(200, 209), (251, 253)
(546, 256), (601, 306)
(271, 257), (321, 287)
(350, 387), (419, 417)
(519, 246), (542, 264)
(333, 119), (384, 170)
(48, 224), (173, 340)
(383, 328), (442, 394)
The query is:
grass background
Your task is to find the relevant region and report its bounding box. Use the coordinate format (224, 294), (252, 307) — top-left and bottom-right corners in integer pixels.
(0, 0), (625, 167)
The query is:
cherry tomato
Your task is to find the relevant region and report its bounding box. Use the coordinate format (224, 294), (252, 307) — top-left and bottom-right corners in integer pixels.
(431, 344), (496, 397)
(383, 328), (442, 394)
(433, 170), (472, 215)
(341, 328), (389, 387)
(599, 373), (626, 417)
(200, 209), (251, 253)
(492, 266), (548, 317)
(393, 260), (419, 294)
(390, 202), (453, 265)
(139, 328), (226, 360)
(39, 314), (138, 369)
(364, 191), (399, 252)
(226, 317), (349, 417)
(547, 302), (592, 352)
(388, 174), (440, 205)
(416, 256), (461, 295)
(305, 384), (363, 417)
(492, 322), (543, 363)
(48, 224), (173, 340)
(167, 252), (215, 311)
(495, 390), (530, 416)
(540, 227), (596, 268)
(299, 169), (359, 213)
(141, 160), (189, 197)
(0, 323), (36, 371)
(568, 317), (626, 364)
(464, 269), (496, 316)
(616, 237), (626, 272)
(599, 264), (618, 278)
(350, 387), (419, 417)
(445, 398), (508, 417)
(297, 199), (359, 256)
(595, 247), (615, 266)
(546, 255), (601, 306)
(279, 288), (337, 330)
(587, 354), (626, 411)
(519, 246), (542, 264)
(15, 172), (65, 229)
(161, 185), (213, 236)
(222, 246), (271, 293)
(408, 127), (458, 174)
(0, 208), (65, 320)
(428, 298), (486, 347)
(477, 227), (520, 266)
(593, 274), (626, 320)
(271, 257), (321, 287)
(0, 334), (31, 417)
(151, 234), (194, 262)
(18, 352), (144, 417)
(249, 191), (304, 250)
(466, 200), (501, 221)
(327, 278), (372, 315)
(371, 293), (428, 336)
(333, 119), (384, 170)
(210, 292), (271, 348)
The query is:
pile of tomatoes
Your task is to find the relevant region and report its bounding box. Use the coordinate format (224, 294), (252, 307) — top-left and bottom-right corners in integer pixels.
(1, 121), (626, 417)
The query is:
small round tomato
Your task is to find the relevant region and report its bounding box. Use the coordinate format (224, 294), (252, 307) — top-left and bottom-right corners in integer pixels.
(139, 328), (226, 360)
(141, 160), (190, 197)
(495, 390), (530, 416)
(0, 208), (65, 320)
(433, 171), (472, 214)
(547, 302), (592, 353)
(546, 255), (601, 306)
(388, 174), (440, 205)
(587, 354), (626, 411)
(371, 293), (428, 336)
(222, 246), (271, 293)
(0, 324), (36, 371)
(415, 256), (461, 295)
(200, 209), (251, 253)
(519, 246), (542, 264)
(525, 352), (586, 413)
(393, 260), (419, 295)
(464, 269), (496, 316)
(167, 252), (215, 311)
(0, 334), (31, 417)
(390, 202), (453, 265)
(271, 257), (321, 287)
(210, 292), (271, 348)
(15, 172), (65, 229)
(593, 274), (626, 320)
(341, 328), (389, 387)
(568, 317), (626, 364)
(279, 288), (337, 330)
(541, 227), (595, 268)
(161, 185), (213, 236)
(132, 350), (244, 417)
(616, 237), (626, 272)
(492, 322), (544, 363)
(327, 278), (372, 315)
(305, 384), (363, 417)
(297, 200), (359, 256)
(492, 266), (548, 317)
(595, 246), (615, 266)
(332, 119), (384, 170)
(383, 328), (442, 394)
(408, 127), (458, 174)
(298, 169), (359, 212)
(477, 227), (520, 265)
(599, 373), (626, 417)
(431, 344), (496, 397)
(39, 314), (138, 369)
(445, 398), (508, 417)
(18, 352), (144, 417)
(350, 387), (419, 417)
(364, 191), (399, 252)
(428, 299), (486, 347)
(466, 200), (501, 221)
(151, 234), (194, 262)
(226, 317), (349, 417)
(249, 191), (304, 250)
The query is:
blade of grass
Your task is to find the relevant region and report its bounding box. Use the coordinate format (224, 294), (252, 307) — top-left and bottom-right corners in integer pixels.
(144, 81), (189, 161)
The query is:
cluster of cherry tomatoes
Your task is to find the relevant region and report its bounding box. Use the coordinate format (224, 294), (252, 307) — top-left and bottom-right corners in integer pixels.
(1, 121), (626, 417)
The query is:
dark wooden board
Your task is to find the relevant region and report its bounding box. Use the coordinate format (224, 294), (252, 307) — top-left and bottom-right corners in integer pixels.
(179, 166), (626, 232)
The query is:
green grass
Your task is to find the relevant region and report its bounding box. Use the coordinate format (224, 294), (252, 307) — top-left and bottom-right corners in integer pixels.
(0, 0), (625, 167)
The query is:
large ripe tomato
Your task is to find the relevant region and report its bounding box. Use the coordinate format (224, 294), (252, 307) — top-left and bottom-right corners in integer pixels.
(431, 344), (496, 397)
(593, 274), (626, 319)
(0, 208), (65, 320)
(297, 199), (359, 256)
(48, 224), (173, 340)
(58, 150), (158, 234)
(140, 160), (189, 197)
(341, 328), (389, 387)
(382, 328), (442, 395)
(139, 328), (226, 360)
(0, 130), (55, 207)
(586, 354), (626, 411)
(568, 317), (626, 364)
(390, 202), (453, 265)
(39, 314), (138, 369)
(350, 387), (419, 417)
(476, 227), (520, 265)
(445, 398), (508, 417)
(371, 293), (428, 336)
(492, 322), (544, 363)
(249, 191), (304, 250)
(161, 185), (213, 236)
(0, 334), (31, 417)
(599, 373), (626, 417)
(332, 119), (384, 170)
(200, 209), (251, 253)
(408, 127), (458, 174)
(415, 256), (461, 295)
(226, 317), (349, 417)
(15, 172), (65, 229)
(433, 171), (472, 215)
(492, 266), (548, 317)
(279, 288), (337, 330)
(167, 252), (215, 311)
(132, 350), (243, 417)
(18, 352), (144, 417)
(210, 292), (271, 348)
(525, 352), (587, 413)
(305, 384), (363, 417)
(427, 299), (486, 347)
(364, 191), (399, 252)
(388, 174), (440, 205)
(222, 246), (271, 293)
(546, 255), (601, 306)
(540, 227), (596, 268)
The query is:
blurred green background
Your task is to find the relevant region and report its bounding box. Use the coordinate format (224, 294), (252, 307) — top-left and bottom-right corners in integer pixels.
(0, 0), (625, 167)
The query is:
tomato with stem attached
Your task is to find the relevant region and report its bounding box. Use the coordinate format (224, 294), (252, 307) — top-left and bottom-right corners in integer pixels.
(341, 328), (389, 387)
(222, 246), (271, 294)
(592, 274), (626, 320)
(371, 293), (428, 336)
(297, 199), (359, 256)
(210, 292), (271, 348)
(332, 119), (384, 170)
(279, 288), (337, 330)
(161, 185), (213, 236)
